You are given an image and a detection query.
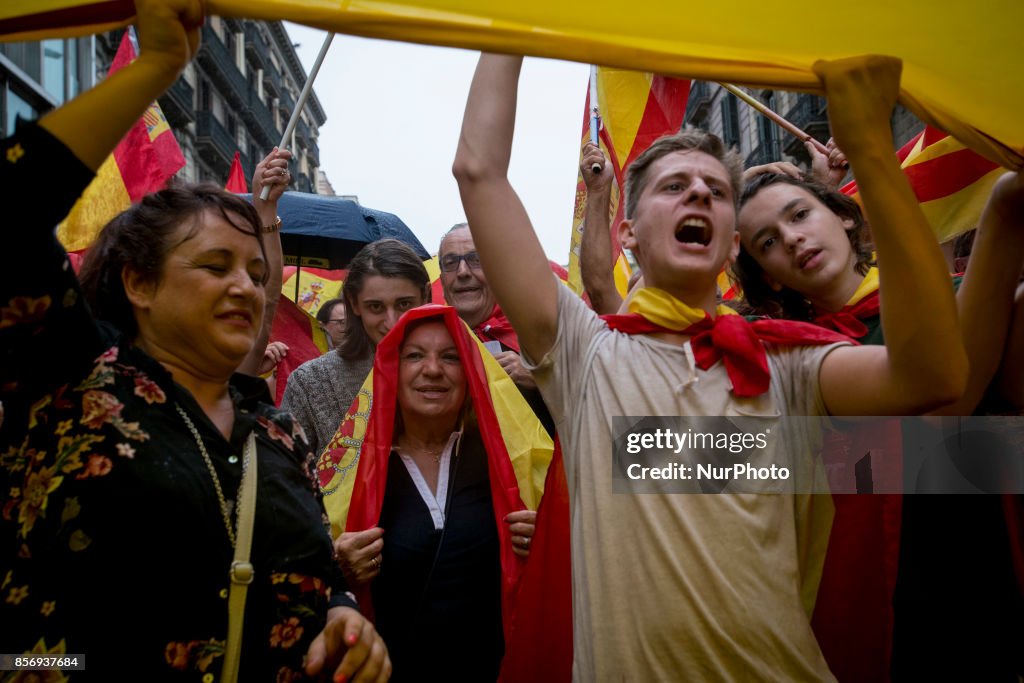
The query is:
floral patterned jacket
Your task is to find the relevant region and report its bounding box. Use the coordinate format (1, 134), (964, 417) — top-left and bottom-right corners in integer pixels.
(0, 123), (351, 681)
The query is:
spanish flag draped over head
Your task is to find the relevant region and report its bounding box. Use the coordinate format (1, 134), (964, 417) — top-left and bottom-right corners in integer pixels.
(316, 305), (571, 681)
(567, 70), (690, 298)
(841, 126), (1003, 243)
(56, 29), (184, 252)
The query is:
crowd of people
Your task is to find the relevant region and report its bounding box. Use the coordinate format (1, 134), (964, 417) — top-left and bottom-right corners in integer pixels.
(0, 0), (1021, 681)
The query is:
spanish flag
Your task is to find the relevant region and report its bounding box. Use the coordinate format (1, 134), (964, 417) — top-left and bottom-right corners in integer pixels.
(567, 70), (690, 298)
(5, 0), (1023, 170)
(56, 30), (184, 251)
(267, 293), (329, 404)
(316, 305), (571, 681)
(841, 126), (1002, 243)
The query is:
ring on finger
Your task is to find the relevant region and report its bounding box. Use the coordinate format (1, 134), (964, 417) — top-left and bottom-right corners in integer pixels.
(371, 555), (381, 569)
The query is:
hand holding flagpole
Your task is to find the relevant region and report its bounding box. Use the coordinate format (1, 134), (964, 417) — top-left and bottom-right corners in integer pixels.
(260, 31), (335, 200)
(718, 83), (840, 162)
(588, 65), (602, 174)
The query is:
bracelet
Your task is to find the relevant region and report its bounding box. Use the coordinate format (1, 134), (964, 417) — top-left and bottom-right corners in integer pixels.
(262, 216), (282, 233)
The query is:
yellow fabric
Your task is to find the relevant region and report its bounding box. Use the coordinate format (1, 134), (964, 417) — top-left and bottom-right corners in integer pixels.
(319, 370), (373, 537)
(627, 286), (736, 329)
(6, 0), (1022, 170)
(476, 334), (554, 511)
(56, 154), (130, 252)
(283, 270), (343, 314)
(845, 267), (879, 307)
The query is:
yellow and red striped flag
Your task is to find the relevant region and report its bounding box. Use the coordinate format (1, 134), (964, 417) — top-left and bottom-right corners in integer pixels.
(840, 126), (1002, 243)
(56, 30), (184, 252)
(567, 69), (690, 297)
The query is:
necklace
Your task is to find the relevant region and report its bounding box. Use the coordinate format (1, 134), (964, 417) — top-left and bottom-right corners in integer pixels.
(396, 441), (445, 464)
(176, 403), (250, 548)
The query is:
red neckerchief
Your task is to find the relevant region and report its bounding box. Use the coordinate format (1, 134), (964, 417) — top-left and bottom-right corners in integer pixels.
(473, 304), (520, 354)
(602, 312), (857, 397)
(813, 290), (881, 339)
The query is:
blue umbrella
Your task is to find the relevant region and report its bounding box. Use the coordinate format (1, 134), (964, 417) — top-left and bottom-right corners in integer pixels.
(242, 191), (429, 270)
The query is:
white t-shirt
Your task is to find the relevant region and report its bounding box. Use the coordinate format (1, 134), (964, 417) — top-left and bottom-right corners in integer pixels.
(524, 284), (845, 682)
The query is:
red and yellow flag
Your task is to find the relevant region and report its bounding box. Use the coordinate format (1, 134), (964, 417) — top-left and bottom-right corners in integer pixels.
(225, 150), (247, 193)
(56, 30), (184, 252)
(267, 293), (329, 404)
(567, 70), (690, 297)
(841, 126), (1002, 243)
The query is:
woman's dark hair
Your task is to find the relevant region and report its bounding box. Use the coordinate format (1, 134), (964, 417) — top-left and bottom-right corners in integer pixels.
(316, 297), (345, 325)
(340, 239), (431, 360)
(731, 172), (874, 321)
(79, 182), (265, 340)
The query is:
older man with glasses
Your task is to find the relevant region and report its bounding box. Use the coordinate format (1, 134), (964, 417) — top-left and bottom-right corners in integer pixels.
(315, 297), (347, 350)
(438, 223), (554, 435)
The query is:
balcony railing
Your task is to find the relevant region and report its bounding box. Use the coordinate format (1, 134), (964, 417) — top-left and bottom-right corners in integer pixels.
(159, 77), (194, 127)
(196, 110), (236, 168)
(781, 94), (830, 158)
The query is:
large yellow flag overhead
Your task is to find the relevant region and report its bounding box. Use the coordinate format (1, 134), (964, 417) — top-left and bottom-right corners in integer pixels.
(3, 0), (1022, 169)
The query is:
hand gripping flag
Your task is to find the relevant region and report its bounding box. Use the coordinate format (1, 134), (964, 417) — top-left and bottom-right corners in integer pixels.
(567, 69), (690, 298)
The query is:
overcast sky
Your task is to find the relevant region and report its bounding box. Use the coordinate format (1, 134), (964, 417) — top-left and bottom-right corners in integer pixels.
(285, 24), (590, 263)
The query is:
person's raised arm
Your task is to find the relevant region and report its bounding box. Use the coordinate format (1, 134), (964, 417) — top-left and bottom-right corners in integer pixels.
(39, 0), (201, 170)
(578, 142), (623, 314)
(452, 53), (558, 361)
(932, 170), (1024, 414)
(817, 56), (968, 415)
(238, 147), (291, 375)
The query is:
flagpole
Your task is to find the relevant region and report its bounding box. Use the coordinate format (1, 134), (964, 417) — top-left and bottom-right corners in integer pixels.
(260, 32), (335, 200)
(588, 65), (602, 173)
(718, 83), (831, 157)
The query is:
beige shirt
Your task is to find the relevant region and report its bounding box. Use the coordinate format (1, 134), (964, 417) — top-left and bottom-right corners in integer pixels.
(524, 285), (843, 682)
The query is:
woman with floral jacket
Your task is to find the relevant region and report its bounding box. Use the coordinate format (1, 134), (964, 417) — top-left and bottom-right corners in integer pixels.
(0, 1), (389, 680)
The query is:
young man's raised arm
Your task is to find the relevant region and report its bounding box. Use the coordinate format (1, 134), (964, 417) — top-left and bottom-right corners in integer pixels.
(452, 53), (558, 361)
(816, 56), (968, 415)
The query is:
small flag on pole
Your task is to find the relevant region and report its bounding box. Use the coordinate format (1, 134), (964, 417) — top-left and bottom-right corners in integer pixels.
(567, 69), (690, 297)
(225, 151), (248, 193)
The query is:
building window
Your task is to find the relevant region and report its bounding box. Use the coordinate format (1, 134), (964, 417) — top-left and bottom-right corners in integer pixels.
(757, 91), (778, 157)
(42, 39), (65, 103)
(721, 94), (740, 148)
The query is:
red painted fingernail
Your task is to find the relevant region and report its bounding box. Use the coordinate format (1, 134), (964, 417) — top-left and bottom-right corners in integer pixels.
(346, 633), (358, 646)
(334, 674), (347, 683)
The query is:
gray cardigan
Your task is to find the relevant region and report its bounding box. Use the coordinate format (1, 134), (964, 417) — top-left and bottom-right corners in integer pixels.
(280, 350), (374, 458)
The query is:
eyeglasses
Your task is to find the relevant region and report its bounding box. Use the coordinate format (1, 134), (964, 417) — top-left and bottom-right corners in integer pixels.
(325, 319), (345, 325)
(439, 251), (482, 272)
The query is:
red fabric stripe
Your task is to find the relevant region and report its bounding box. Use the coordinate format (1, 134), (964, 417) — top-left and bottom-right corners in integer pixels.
(622, 76), (691, 171)
(268, 294), (322, 405)
(903, 147), (1000, 203)
(0, 0), (131, 35)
